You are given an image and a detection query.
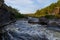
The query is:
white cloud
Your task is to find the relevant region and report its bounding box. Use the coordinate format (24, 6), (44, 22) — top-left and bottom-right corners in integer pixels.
(5, 0), (34, 6)
(4, 0), (57, 14)
(5, 0), (37, 13)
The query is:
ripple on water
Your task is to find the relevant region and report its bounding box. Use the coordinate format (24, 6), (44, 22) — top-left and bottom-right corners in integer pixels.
(3, 20), (60, 40)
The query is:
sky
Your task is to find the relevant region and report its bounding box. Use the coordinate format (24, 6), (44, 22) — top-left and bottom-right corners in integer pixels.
(5, 0), (57, 14)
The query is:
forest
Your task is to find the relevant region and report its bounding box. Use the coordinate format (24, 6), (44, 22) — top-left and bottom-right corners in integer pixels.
(26, 0), (60, 18)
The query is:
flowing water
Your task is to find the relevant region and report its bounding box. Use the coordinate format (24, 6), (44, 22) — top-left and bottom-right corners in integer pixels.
(2, 20), (60, 40)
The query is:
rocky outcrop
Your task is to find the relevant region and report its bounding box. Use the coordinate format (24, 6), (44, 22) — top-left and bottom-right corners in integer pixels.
(28, 18), (39, 24)
(0, 0), (4, 6)
(0, 0), (16, 36)
(0, 0), (16, 39)
(47, 19), (60, 27)
(39, 17), (49, 25)
(0, 0), (16, 27)
(48, 21), (59, 27)
(39, 17), (60, 27)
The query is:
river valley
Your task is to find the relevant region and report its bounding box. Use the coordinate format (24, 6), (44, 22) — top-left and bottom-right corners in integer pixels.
(2, 19), (60, 40)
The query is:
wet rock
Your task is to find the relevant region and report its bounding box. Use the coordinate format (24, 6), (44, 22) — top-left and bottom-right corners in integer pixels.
(39, 17), (49, 25)
(0, 0), (16, 36)
(47, 21), (60, 27)
(0, 0), (4, 7)
(28, 18), (39, 24)
(48, 21), (57, 27)
(0, 0), (16, 27)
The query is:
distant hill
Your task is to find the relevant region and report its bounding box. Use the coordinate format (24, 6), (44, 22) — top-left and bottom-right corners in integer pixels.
(27, 0), (60, 18)
(35, 0), (60, 17)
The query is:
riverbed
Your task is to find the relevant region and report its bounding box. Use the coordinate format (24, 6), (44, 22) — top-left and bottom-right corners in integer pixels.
(3, 20), (60, 40)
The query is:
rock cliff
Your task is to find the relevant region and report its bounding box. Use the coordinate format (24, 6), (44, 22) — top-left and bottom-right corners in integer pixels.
(0, 0), (16, 39)
(0, 0), (16, 27)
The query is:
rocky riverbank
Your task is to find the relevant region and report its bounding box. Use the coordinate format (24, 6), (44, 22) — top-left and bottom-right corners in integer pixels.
(2, 20), (60, 40)
(0, 0), (16, 40)
(28, 17), (60, 31)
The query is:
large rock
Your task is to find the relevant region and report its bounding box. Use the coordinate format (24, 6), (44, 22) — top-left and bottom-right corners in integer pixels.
(0, 0), (16, 34)
(0, 8), (16, 27)
(47, 20), (60, 27)
(28, 17), (39, 24)
(0, 0), (16, 27)
(39, 17), (49, 25)
(0, 0), (4, 6)
(48, 21), (58, 27)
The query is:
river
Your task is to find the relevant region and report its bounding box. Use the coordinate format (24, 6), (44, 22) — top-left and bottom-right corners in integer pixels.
(2, 19), (60, 40)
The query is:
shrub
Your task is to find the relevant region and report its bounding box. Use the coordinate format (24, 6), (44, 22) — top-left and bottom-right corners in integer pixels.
(45, 15), (56, 19)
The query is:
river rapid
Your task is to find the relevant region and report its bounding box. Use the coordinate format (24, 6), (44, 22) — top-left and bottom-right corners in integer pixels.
(2, 20), (60, 40)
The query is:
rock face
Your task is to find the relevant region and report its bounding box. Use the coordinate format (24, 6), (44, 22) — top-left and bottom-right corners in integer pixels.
(0, 0), (4, 7)
(0, 0), (16, 39)
(0, 0), (16, 27)
(0, 0), (16, 36)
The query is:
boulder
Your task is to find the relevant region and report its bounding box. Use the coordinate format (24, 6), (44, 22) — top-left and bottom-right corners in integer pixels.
(39, 17), (49, 25)
(48, 21), (58, 27)
(28, 18), (39, 24)
(47, 20), (60, 27)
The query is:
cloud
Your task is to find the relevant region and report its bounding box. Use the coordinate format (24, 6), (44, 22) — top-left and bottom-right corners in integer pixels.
(36, 0), (57, 8)
(5, 0), (57, 14)
(5, 0), (34, 6)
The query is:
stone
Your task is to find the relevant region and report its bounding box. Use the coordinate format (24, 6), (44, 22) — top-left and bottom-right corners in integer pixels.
(47, 19), (60, 27)
(39, 17), (49, 25)
(0, 0), (16, 27)
(28, 18), (39, 24)
(0, 0), (4, 7)
(48, 21), (58, 27)
(0, 0), (16, 35)
(0, 9), (16, 27)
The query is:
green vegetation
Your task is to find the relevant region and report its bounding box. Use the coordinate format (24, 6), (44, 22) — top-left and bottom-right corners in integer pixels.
(27, 0), (60, 18)
(45, 15), (56, 19)
(35, 0), (60, 17)
(7, 6), (25, 19)
(0, 0), (25, 19)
